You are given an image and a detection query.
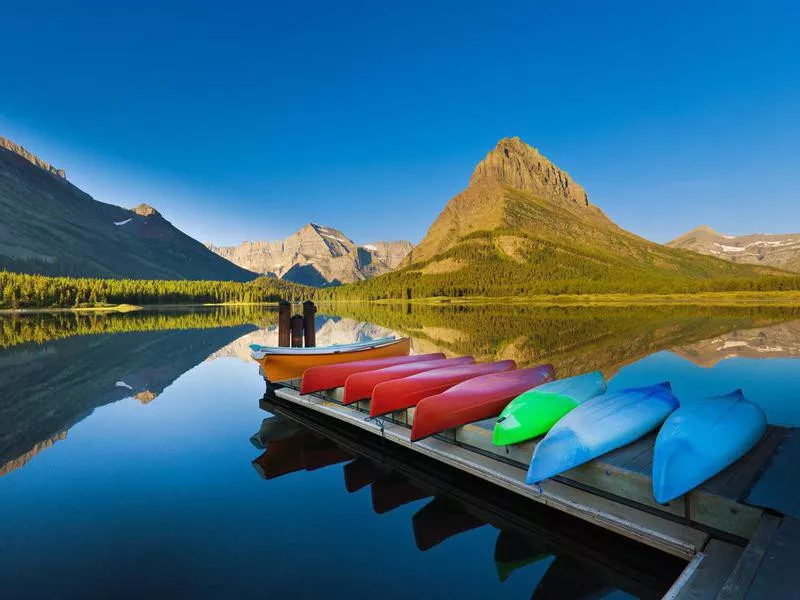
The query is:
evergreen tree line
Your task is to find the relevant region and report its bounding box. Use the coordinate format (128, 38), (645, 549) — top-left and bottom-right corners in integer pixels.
(0, 271), (307, 309)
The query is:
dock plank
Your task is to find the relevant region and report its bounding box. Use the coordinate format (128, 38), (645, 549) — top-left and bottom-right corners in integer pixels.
(717, 514), (781, 600)
(275, 385), (708, 558)
(745, 517), (800, 600)
(664, 540), (742, 600)
(746, 429), (800, 520)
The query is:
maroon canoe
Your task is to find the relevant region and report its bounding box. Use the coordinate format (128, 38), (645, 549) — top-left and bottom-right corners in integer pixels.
(370, 360), (517, 417)
(410, 364), (556, 442)
(342, 356), (475, 405)
(300, 353), (445, 394)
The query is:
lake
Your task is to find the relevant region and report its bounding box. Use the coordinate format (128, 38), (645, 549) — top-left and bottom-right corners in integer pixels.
(1, 303), (799, 599)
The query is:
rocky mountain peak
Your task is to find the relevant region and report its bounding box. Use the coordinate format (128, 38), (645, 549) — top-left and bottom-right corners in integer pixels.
(469, 137), (590, 209)
(0, 135), (66, 179)
(133, 203), (160, 217)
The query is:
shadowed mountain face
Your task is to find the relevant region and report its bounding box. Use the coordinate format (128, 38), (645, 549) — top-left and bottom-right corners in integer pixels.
(668, 225), (800, 273)
(0, 323), (256, 476)
(0, 137), (256, 280)
(207, 223), (412, 286)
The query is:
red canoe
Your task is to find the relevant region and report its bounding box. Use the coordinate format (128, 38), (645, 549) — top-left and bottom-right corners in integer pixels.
(410, 364), (556, 442)
(342, 356), (475, 405)
(300, 353), (445, 394)
(370, 360), (517, 417)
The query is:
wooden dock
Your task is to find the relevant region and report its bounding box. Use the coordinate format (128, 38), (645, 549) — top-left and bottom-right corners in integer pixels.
(267, 381), (800, 598)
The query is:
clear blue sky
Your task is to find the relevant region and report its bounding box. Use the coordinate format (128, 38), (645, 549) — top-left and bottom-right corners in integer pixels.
(2, 1), (798, 246)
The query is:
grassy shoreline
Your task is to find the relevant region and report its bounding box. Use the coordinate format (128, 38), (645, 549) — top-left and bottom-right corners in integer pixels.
(3, 292), (799, 314)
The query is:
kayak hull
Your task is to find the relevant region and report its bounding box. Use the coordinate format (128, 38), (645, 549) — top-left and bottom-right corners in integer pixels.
(526, 382), (679, 484)
(300, 351), (443, 394)
(255, 337), (412, 383)
(370, 360), (517, 417)
(342, 356), (475, 405)
(493, 371), (607, 446)
(410, 365), (556, 441)
(652, 390), (767, 504)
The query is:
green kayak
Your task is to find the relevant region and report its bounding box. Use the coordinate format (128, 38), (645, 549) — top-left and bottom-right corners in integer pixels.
(492, 371), (606, 446)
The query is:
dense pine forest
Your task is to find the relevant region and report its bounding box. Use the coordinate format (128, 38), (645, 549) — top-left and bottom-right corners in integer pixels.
(0, 271), (307, 309)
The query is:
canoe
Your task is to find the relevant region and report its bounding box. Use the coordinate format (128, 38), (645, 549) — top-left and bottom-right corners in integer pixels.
(652, 389), (767, 504)
(251, 336), (412, 382)
(251, 335), (397, 356)
(526, 382), (679, 484)
(369, 360), (517, 417)
(410, 365), (556, 442)
(300, 351), (444, 394)
(493, 371), (607, 446)
(342, 356), (475, 404)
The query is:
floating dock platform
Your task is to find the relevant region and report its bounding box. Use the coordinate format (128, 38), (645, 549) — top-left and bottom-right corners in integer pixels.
(267, 380), (800, 599)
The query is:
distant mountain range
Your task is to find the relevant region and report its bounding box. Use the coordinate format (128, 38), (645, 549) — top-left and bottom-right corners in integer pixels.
(326, 137), (787, 299)
(0, 136), (256, 281)
(207, 223), (412, 286)
(667, 226), (800, 273)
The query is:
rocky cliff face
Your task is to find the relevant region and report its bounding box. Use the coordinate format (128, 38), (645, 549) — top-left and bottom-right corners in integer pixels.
(0, 136), (256, 280)
(208, 223), (412, 286)
(668, 226), (800, 273)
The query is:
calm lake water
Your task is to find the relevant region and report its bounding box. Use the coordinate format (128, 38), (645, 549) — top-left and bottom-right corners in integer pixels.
(1, 303), (799, 599)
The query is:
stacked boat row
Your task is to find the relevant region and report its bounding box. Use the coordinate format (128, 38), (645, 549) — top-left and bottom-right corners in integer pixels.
(296, 350), (769, 504)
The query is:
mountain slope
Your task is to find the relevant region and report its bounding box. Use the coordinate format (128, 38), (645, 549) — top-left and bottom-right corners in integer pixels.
(208, 223), (412, 286)
(323, 137), (788, 299)
(0, 136), (256, 281)
(668, 226), (800, 273)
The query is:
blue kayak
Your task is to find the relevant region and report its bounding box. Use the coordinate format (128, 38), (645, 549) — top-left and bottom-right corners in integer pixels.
(652, 389), (767, 504)
(527, 382), (679, 484)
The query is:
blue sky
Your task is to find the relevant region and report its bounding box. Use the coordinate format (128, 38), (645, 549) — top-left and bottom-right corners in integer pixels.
(2, 1), (798, 246)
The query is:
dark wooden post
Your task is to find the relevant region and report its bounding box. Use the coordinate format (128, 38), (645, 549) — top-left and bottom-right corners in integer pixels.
(303, 300), (317, 347)
(290, 315), (304, 348)
(278, 300), (291, 347)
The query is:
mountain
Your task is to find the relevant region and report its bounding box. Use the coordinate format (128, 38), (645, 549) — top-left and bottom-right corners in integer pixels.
(207, 223), (412, 286)
(667, 226), (800, 273)
(0, 136), (256, 281)
(326, 137), (785, 299)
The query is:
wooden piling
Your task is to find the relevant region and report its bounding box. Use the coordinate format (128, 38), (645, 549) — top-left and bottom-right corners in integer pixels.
(303, 300), (317, 347)
(278, 301), (291, 347)
(290, 315), (304, 348)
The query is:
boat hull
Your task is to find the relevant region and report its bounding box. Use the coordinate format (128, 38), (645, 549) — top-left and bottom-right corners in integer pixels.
(652, 390), (767, 504)
(410, 365), (555, 441)
(369, 360), (517, 417)
(526, 382), (679, 484)
(342, 356), (475, 404)
(493, 371), (607, 446)
(300, 349), (442, 394)
(254, 337), (413, 383)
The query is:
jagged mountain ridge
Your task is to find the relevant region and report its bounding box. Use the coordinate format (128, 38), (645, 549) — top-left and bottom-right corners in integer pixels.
(0, 135), (256, 281)
(667, 226), (800, 273)
(208, 223), (412, 286)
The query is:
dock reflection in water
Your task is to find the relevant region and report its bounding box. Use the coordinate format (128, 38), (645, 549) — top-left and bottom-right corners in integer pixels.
(254, 402), (686, 599)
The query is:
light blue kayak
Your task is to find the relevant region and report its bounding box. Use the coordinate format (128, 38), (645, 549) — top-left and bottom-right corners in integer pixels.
(526, 382), (679, 484)
(652, 389), (767, 504)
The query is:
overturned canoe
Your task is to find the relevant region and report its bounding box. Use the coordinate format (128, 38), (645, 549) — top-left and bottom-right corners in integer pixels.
(411, 365), (556, 441)
(342, 356), (475, 404)
(300, 351), (444, 394)
(493, 371), (607, 446)
(652, 389), (767, 504)
(526, 382), (679, 484)
(252, 336), (412, 383)
(370, 360), (517, 417)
